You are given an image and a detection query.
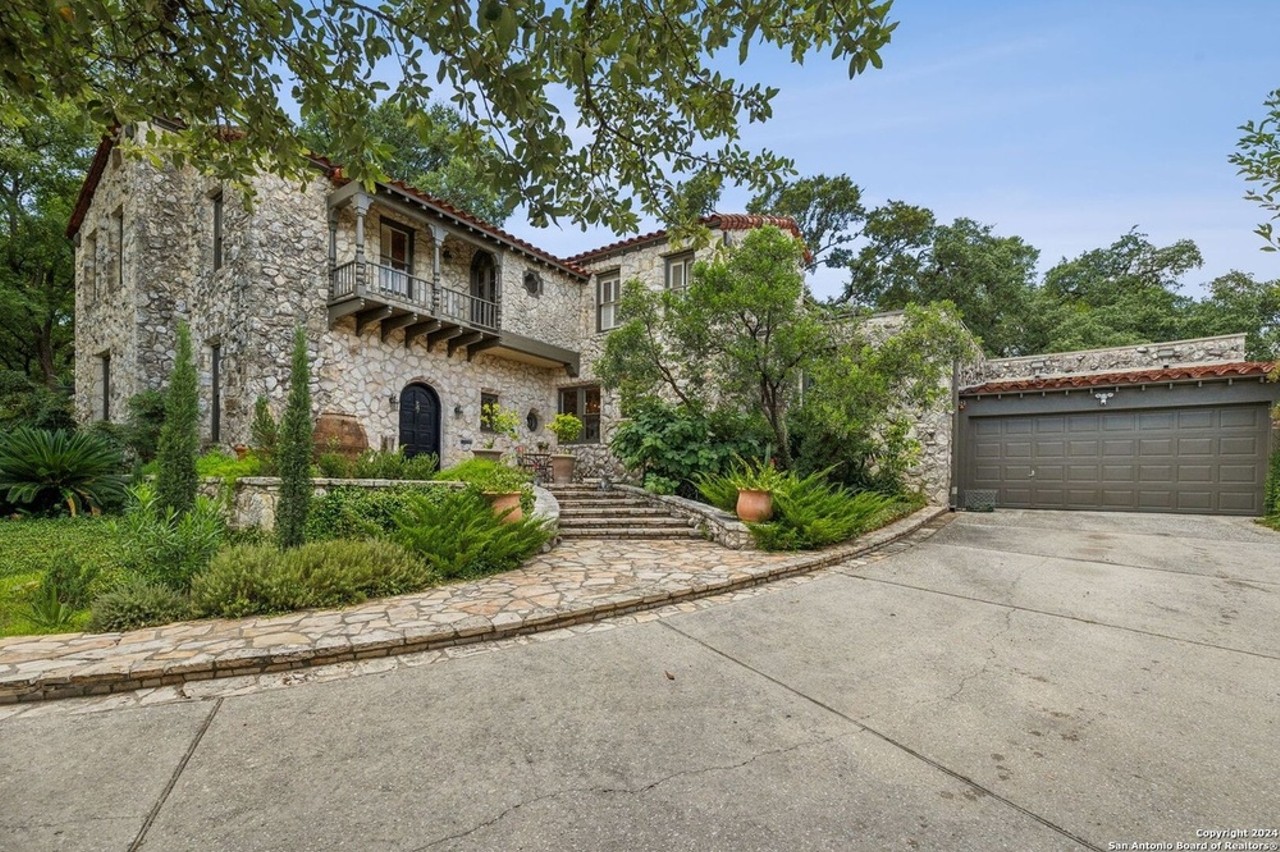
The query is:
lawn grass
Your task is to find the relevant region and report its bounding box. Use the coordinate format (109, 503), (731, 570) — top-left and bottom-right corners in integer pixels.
(0, 516), (119, 637)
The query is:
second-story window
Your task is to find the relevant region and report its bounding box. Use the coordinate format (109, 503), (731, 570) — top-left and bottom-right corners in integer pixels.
(82, 231), (98, 301)
(212, 191), (224, 270)
(665, 252), (694, 292)
(470, 251), (497, 329)
(597, 271), (621, 332)
(111, 206), (124, 290)
(379, 221), (414, 298)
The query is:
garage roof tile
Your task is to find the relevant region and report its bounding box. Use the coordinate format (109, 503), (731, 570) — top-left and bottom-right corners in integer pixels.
(962, 361), (1277, 395)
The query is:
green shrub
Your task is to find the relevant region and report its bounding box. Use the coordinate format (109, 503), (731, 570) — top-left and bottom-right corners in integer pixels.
(355, 448), (439, 479)
(196, 449), (263, 486)
(191, 538), (432, 618)
(549, 412), (583, 445)
(392, 489), (551, 580)
(749, 475), (898, 551)
(37, 553), (101, 609)
(0, 371), (76, 433)
(305, 485), (450, 541)
(316, 451), (351, 478)
(25, 584), (80, 631)
(1265, 422), (1280, 517)
(250, 396), (279, 475)
(155, 322), (200, 516)
(436, 459), (534, 514)
(0, 427), (127, 516)
(90, 576), (192, 631)
(124, 389), (167, 463)
(113, 483), (226, 590)
(610, 402), (766, 497)
(276, 328), (313, 549)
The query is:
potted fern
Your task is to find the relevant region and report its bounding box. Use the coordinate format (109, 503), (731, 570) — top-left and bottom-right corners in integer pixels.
(548, 413), (584, 484)
(728, 456), (787, 523)
(475, 402), (519, 463)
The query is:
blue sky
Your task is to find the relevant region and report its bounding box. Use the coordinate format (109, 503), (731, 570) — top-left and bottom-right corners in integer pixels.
(503, 0), (1280, 300)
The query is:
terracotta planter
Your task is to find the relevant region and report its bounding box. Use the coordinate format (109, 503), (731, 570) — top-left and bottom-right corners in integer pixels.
(550, 453), (576, 485)
(472, 448), (504, 464)
(485, 491), (524, 523)
(233, 444), (250, 461)
(735, 488), (774, 523)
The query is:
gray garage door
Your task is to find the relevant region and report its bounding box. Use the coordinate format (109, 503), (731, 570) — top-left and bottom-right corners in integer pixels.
(965, 404), (1271, 515)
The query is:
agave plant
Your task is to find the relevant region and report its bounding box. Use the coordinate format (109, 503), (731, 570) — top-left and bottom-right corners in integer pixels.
(0, 427), (127, 516)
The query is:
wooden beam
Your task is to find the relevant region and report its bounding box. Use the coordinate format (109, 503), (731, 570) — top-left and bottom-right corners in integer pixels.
(355, 305), (393, 335)
(465, 336), (503, 361)
(380, 312), (420, 342)
(327, 298), (365, 326)
(447, 331), (485, 357)
(403, 319), (441, 347)
(426, 324), (464, 349)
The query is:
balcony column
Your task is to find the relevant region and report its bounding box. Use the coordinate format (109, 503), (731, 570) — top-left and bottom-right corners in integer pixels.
(430, 223), (447, 314)
(353, 192), (371, 291)
(492, 251), (503, 331)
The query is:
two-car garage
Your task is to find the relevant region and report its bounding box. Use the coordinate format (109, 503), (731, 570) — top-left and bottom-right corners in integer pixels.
(957, 363), (1277, 516)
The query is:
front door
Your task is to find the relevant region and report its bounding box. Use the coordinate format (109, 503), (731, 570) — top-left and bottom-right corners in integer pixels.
(398, 383), (441, 462)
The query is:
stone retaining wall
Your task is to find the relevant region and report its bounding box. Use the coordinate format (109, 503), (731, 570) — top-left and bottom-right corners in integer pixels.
(199, 477), (557, 533)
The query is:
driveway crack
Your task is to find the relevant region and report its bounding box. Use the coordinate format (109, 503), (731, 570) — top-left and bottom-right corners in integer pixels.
(411, 731), (859, 850)
(945, 608), (1016, 704)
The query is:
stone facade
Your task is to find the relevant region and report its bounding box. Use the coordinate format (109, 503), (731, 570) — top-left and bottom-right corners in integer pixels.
(965, 333), (1249, 386)
(70, 133), (962, 505)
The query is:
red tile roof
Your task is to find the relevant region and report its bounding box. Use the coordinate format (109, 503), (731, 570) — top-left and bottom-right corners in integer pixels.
(962, 361), (1277, 395)
(65, 136), (806, 274)
(563, 214), (808, 265)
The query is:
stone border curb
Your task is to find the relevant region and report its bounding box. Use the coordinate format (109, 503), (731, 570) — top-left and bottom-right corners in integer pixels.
(0, 506), (946, 704)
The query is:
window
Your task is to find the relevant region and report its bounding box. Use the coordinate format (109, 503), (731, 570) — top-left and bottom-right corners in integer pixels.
(480, 392), (499, 432)
(470, 251), (498, 328)
(82, 231), (97, 301)
(665, 252), (694, 292)
(99, 354), (111, 422)
(558, 385), (601, 444)
(111, 206), (124, 290)
(523, 269), (542, 296)
(212, 192), (224, 270)
(597, 270), (621, 331)
(379, 221), (414, 297)
(210, 343), (222, 443)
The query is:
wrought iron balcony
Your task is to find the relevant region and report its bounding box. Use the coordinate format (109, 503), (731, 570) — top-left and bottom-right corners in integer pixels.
(327, 259), (501, 352)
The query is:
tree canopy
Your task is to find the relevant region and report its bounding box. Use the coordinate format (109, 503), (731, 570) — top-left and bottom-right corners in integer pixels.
(0, 0), (896, 232)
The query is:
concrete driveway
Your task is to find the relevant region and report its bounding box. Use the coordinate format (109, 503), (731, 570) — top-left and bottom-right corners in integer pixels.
(2, 511), (1277, 851)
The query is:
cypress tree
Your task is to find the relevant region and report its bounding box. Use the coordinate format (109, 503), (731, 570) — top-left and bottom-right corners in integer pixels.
(155, 321), (199, 516)
(275, 327), (314, 549)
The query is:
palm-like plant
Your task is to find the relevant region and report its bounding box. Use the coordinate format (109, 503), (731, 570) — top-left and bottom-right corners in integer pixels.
(0, 427), (126, 516)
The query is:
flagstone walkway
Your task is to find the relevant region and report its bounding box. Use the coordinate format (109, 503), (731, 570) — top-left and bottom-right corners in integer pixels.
(0, 507), (946, 704)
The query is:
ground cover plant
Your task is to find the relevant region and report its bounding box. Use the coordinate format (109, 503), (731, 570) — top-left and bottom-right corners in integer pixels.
(697, 462), (921, 551)
(0, 516), (120, 636)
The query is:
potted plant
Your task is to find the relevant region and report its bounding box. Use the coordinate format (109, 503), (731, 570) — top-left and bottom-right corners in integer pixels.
(475, 402), (519, 463)
(548, 413), (584, 484)
(470, 462), (531, 523)
(728, 456), (787, 523)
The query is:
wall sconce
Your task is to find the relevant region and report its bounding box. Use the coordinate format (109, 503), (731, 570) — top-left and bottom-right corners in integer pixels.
(1094, 391), (1115, 406)
(388, 393), (398, 411)
(442, 248), (453, 262)
(453, 404), (464, 417)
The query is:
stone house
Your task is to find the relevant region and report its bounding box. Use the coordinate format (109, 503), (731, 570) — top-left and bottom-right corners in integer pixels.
(68, 126), (1275, 516)
(65, 125), (805, 478)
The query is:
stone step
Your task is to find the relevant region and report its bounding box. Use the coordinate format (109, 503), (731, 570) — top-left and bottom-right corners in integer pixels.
(558, 516), (693, 529)
(554, 498), (652, 509)
(557, 506), (670, 518)
(558, 526), (704, 539)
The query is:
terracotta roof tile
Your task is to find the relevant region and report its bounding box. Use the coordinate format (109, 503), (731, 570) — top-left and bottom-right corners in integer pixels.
(962, 361), (1277, 395)
(563, 214), (808, 265)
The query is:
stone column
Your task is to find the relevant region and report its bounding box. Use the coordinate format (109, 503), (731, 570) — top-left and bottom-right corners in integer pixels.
(430, 223), (447, 314)
(353, 193), (370, 292)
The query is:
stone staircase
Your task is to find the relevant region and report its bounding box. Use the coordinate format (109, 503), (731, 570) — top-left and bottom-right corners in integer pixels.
(549, 485), (702, 540)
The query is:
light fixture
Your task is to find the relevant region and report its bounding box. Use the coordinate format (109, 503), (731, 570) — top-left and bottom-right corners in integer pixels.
(1093, 391), (1115, 406)
(453, 404), (464, 417)
(388, 393), (398, 411)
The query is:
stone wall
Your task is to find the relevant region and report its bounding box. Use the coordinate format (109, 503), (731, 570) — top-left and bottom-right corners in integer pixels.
(966, 333), (1249, 386)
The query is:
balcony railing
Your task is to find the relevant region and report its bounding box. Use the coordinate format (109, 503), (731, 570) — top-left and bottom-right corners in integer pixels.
(328, 259), (499, 332)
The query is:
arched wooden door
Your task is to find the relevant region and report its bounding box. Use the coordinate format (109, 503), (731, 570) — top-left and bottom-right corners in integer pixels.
(398, 383), (442, 462)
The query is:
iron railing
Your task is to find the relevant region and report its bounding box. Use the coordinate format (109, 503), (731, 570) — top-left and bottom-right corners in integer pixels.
(328, 260), (499, 332)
